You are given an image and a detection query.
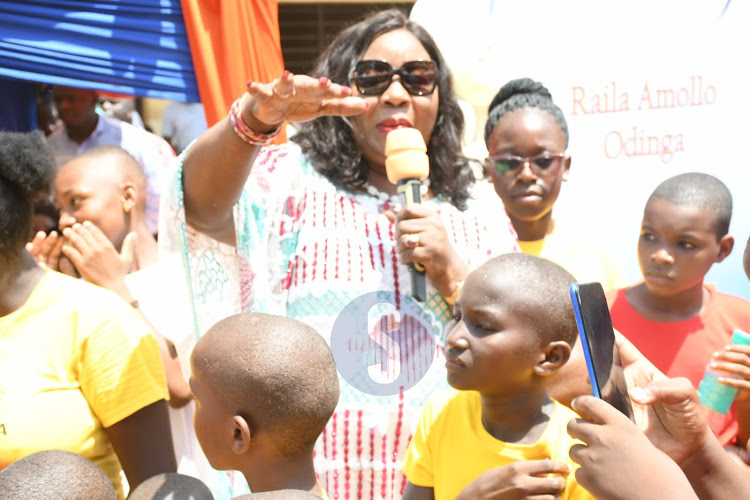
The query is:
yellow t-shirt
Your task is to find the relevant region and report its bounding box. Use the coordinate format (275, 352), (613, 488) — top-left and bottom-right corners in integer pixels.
(403, 389), (594, 500)
(519, 220), (625, 292)
(0, 271), (168, 499)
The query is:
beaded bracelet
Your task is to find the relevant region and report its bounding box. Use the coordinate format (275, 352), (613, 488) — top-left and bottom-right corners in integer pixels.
(229, 97), (281, 145)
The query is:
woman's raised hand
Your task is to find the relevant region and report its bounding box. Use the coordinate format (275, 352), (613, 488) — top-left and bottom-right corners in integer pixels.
(181, 71), (368, 243)
(243, 71), (368, 131)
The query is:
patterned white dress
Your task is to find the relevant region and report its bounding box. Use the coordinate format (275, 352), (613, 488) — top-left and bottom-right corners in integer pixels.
(160, 143), (518, 500)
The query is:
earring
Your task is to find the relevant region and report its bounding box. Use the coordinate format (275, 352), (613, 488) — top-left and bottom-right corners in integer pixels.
(123, 200), (134, 212)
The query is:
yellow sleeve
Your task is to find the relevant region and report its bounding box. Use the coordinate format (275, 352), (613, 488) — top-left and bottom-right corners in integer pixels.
(551, 402), (596, 500)
(79, 309), (168, 428)
(403, 396), (436, 488)
(567, 480), (596, 500)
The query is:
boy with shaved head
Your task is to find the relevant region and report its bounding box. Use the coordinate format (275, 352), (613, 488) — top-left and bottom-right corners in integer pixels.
(29, 145), (157, 275)
(47, 85), (175, 234)
(233, 491), (323, 499)
(606, 172), (750, 449)
(402, 253), (594, 500)
(0, 450), (117, 500)
(28, 145), (191, 403)
(190, 313), (339, 499)
(128, 472), (214, 500)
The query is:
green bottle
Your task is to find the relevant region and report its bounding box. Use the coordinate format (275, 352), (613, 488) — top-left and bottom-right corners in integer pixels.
(697, 329), (750, 414)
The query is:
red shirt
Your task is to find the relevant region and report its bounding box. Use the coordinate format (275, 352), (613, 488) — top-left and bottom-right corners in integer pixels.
(607, 285), (750, 446)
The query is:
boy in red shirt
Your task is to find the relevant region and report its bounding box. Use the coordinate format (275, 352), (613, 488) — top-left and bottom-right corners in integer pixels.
(606, 172), (750, 447)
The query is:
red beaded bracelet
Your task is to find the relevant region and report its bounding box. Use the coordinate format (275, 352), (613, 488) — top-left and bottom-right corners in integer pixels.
(229, 97), (281, 145)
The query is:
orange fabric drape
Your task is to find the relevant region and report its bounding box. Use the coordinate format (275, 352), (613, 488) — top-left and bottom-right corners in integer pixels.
(180, 0), (287, 143)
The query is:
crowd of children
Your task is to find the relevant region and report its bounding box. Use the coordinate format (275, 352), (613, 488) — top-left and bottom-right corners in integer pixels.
(2, 6), (750, 500)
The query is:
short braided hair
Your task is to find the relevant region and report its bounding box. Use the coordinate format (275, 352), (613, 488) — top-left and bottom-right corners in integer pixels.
(484, 78), (569, 147)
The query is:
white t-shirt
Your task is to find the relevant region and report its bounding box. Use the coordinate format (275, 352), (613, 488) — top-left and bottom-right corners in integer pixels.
(161, 102), (208, 153)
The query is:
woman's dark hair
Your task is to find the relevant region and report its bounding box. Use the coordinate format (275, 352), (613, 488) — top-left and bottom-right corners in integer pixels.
(292, 8), (473, 209)
(0, 131), (54, 251)
(484, 78), (569, 148)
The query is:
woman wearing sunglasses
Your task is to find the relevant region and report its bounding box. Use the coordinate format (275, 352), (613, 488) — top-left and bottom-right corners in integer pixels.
(162, 8), (517, 500)
(483, 78), (625, 407)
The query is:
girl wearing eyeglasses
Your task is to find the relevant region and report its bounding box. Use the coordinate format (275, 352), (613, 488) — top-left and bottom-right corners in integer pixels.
(161, 8), (518, 500)
(484, 78), (625, 292)
(484, 78), (625, 407)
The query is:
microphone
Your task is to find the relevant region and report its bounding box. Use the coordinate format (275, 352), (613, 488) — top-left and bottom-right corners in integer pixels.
(384, 127), (429, 302)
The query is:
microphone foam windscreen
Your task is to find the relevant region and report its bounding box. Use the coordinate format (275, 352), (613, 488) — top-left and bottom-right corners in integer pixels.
(384, 128), (429, 184)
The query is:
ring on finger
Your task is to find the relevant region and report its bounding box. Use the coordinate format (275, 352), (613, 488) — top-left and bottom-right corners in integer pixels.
(405, 233), (420, 248)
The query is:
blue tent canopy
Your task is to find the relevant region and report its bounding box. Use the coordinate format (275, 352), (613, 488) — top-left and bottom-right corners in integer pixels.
(0, 0), (199, 102)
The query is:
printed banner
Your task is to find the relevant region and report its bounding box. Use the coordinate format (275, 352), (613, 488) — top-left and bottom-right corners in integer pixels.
(413, 0), (750, 299)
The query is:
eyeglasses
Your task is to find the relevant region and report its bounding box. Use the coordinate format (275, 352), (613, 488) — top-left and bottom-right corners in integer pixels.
(486, 152), (567, 177)
(348, 60), (438, 96)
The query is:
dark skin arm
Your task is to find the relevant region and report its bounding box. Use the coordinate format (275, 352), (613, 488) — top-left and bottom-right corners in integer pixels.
(617, 333), (750, 498)
(728, 396), (750, 475)
(182, 72), (366, 245)
(401, 483), (435, 500)
(568, 395), (698, 500)
(681, 435), (750, 499)
(105, 400), (176, 492)
(181, 104), (262, 245)
(58, 222), (193, 409)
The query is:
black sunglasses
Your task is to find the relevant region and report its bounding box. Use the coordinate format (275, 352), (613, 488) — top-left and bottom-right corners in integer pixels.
(348, 59), (438, 96)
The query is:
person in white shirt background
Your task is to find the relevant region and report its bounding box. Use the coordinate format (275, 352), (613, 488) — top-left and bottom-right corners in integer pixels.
(161, 101), (208, 154)
(46, 85), (175, 235)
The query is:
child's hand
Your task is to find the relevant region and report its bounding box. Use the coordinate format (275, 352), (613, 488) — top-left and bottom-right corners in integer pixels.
(709, 343), (750, 399)
(60, 221), (135, 293)
(454, 459), (569, 499)
(725, 439), (750, 469)
(616, 333), (713, 466)
(568, 395), (698, 500)
(25, 230), (79, 277)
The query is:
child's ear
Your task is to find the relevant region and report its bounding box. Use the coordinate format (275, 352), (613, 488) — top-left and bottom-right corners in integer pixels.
(120, 183), (137, 213)
(715, 234), (734, 263)
(534, 341), (572, 376)
(561, 155), (572, 182)
(231, 415), (253, 455)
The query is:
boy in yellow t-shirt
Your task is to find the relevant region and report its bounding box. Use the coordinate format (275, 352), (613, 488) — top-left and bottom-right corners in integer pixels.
(402, 253), (594, 500)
